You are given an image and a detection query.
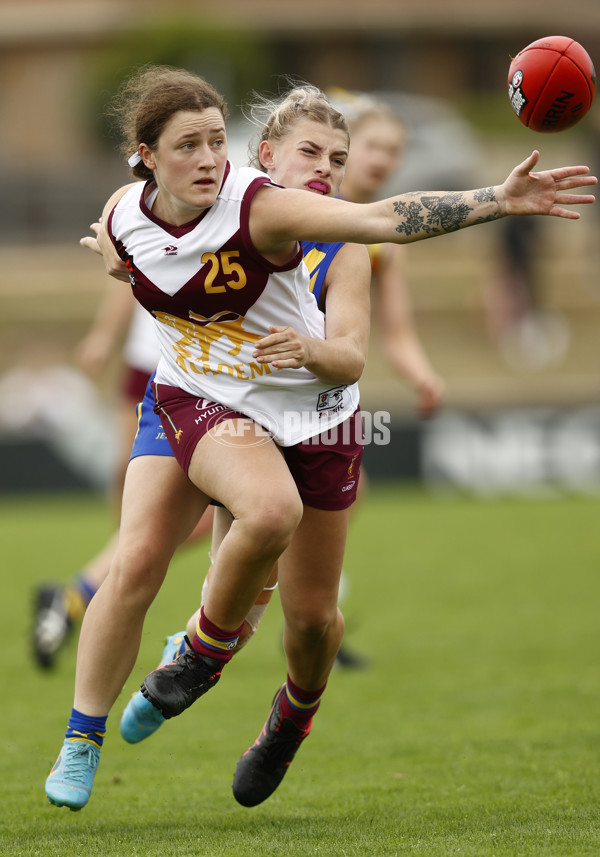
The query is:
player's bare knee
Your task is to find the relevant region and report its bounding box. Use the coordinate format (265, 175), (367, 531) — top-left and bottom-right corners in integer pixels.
(110, 542), (168, 605)
(287, 604), (342, 642)
(245, 494), (302, 552)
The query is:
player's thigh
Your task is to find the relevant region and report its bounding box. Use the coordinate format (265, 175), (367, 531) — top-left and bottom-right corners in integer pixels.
(120, 454), (208, 554)
(188, 420), (301, 522)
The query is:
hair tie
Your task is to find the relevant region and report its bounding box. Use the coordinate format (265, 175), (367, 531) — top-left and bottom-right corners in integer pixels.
(128, 150), (142, 167)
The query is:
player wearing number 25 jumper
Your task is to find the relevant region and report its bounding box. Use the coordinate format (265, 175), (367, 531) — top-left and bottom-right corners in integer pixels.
(108, 165), (359, 451)
(45, 64), (595, 812)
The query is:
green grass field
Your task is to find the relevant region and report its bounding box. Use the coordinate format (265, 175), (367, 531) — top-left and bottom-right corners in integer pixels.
(1, 486), (599, 856)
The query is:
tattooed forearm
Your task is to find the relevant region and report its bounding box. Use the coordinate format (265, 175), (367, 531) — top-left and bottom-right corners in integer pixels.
(471, 186), (503, 224)
(391, 198), (432, 237)
(422, 193), (473, 233)
(473, 186), (496, 203)
(393, 192), (473, 236)
(472, 210), (503, 224)
(393, 187), (501, 237)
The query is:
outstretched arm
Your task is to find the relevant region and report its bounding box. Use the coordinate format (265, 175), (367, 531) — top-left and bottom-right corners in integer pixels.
(389, 150), (597, 239)
(250, 150), (597, 253)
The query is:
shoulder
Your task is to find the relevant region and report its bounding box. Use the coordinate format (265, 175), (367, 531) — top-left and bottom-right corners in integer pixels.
(334, 242), (371, 271)
(103, 181), (144, 221)
(324, 242), (371, 294)
(222, 164), (274, 198)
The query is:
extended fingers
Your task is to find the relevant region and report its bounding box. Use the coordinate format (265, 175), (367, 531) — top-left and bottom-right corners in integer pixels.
(552, 192), (596, 206)
(550, 164), (592, 178)
(548, 206), (581, 220)
(515, 150), (540, 175)
(79, 236), (102, 255)
(532, 166), (596, 187)
(554, 175), (597, 191)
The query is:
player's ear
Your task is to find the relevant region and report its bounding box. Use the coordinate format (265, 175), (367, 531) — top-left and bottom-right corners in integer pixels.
(140, 143), (156, 171)
(258, 140), (276, 172)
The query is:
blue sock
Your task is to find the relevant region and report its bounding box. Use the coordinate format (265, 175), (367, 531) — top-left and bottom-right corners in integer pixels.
(76, 575), (98, 605)
(65, 707), (107, 749)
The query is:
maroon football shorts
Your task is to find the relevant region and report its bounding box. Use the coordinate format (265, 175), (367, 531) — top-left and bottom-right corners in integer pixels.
(152, 381), (247, 475)
(152, 381), (363, 511)
(282, 407), (363, 510)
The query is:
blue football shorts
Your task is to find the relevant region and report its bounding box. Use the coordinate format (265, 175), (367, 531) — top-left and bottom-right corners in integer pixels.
(129, 373), (224, 509)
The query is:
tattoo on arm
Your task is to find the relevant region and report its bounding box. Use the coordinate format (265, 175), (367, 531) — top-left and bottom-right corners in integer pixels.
(393, 187), (500, 236)
(392, 192), (472, 236)
(472, 186), (502, 224)
(473, 186), (496, 202)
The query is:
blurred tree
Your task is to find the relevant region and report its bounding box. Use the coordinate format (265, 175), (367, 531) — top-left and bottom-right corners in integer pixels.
(84, 13), (274, 151)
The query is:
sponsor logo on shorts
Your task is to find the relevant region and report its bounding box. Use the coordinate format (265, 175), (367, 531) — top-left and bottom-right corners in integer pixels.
(194, 401), (228, 425)
(341, 481), (356, 492)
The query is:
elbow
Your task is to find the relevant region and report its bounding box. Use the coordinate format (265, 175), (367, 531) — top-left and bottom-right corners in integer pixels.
(346, 347), (367, 384)
(332, 353), (367, 386)
(345, 359), (365, 385)
(352, 348), (368, 383)
(316, 367), (362, 386)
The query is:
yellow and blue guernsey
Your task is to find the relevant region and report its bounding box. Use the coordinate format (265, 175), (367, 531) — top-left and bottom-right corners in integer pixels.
(301, 240), (345, 310)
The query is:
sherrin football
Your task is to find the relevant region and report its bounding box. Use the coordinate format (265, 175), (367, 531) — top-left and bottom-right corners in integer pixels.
(508, 36), (596, 132)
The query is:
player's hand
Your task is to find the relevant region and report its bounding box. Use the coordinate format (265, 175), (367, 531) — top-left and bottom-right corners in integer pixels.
(74, 329), (118, 375)
(80, 221), (130, 282)
(414, 372), (445, 418)
(253, 326), (311, 369)
(497, 150), (597, 219)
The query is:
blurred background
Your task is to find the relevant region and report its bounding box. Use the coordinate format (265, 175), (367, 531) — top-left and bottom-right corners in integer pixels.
(1, 0), (600, 496)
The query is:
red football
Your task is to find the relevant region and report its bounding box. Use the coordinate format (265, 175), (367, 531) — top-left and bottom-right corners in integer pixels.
(508, 36), (596, 132)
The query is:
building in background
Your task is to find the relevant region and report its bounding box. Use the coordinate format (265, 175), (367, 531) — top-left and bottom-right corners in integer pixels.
(1, 0), (598, 242)
(1, 0), (599, 494)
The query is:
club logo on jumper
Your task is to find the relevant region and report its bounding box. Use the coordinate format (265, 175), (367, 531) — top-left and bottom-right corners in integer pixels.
(163, 244), (178, 256)
(154, 309), (263, 372)
(316, 386), (346, 413)
(508, 69), (528, 117)
(188, 309), (262, 362)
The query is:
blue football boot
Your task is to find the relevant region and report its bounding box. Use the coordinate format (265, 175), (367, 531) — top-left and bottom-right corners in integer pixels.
(120, 631), (186, 744)
(45, 739), (100, 810)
